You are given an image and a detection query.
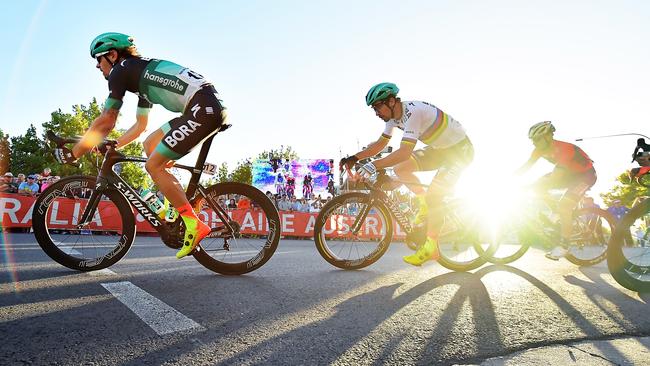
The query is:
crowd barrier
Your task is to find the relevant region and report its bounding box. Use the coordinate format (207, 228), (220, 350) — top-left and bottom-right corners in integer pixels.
(0, 193), (407, 239)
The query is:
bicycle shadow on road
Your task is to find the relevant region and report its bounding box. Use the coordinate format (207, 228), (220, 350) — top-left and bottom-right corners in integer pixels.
(471, 264), (638, 365)
(121, 264), (641, 365)
(564, 266), (650, 330)
(183, 270), (501, 365)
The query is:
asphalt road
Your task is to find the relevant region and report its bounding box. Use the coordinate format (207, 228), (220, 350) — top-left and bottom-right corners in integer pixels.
(1, 233), (650, 365)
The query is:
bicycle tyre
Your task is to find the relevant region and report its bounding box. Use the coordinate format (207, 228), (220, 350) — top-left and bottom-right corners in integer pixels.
(565, 207), (615, 266)
(608, 199), (650, 292)
(314, 192), (392, 270)
(191, 182), (281, 275)
(480, 220), (531, 265)
(437, 232), (488, 272)
(32, 176), (136, 271)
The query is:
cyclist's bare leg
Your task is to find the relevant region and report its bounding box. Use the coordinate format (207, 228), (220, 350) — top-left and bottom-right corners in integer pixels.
(425, 182), (447, 239)
(143, 129), (164, 156)
(558, 196), (578, 241)
(146, 149), (210, 258)
(394, 158), (426, 195)
(145, 151), (188, 208)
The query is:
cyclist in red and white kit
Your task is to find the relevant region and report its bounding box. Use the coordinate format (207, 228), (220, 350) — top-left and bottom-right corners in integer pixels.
(516, 121), (597, 260)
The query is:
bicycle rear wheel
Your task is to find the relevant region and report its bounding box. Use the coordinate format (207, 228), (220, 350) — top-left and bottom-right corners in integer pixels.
(436, 205), (488, 271)
(32, 176), (135, 271)
(190, 182), (280, 275)
(608, 199), (650, 292)
(565, 208), (615, 266)
(313, 192), (392, 270)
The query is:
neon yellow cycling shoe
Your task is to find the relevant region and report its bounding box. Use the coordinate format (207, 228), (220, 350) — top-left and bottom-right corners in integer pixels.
(403, 238), (439, 266)
(176, 216), (211, 259)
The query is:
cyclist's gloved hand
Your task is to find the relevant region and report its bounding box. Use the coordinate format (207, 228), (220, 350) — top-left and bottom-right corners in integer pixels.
(358, 162), (377, 180)
(340, 155), (359, 169)
(53, 147), (77, 165)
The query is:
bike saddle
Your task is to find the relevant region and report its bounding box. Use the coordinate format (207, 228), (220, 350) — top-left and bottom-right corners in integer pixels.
(218, 124), (232, 133)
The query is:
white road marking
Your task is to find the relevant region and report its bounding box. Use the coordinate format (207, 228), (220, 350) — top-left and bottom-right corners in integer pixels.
(89, 268), (116, 276)
(101, 281), (204, 335)
(59, 247), (82, 256)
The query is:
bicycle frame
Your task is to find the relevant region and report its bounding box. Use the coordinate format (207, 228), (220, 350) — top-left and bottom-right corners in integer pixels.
(342, 167), (416, 236)
(77, 133), (234, 247)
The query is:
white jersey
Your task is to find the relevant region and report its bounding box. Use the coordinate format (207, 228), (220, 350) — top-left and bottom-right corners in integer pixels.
(381, 101), (467, 149)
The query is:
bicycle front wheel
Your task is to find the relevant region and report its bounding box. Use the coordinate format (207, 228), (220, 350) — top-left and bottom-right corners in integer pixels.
(190, 182), (281, 275)
(436, 209), (488, 272)
(314, 192), (392, 270)
(32, 176), (136, 271)
(565, 208), (615, 266)
(608, 199), (650, 292)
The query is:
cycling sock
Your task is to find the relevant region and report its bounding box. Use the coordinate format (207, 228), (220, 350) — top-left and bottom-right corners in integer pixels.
(178, 202), (196, 217)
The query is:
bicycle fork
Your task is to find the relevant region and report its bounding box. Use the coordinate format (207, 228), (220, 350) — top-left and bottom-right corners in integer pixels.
(350, 198), (375, 235)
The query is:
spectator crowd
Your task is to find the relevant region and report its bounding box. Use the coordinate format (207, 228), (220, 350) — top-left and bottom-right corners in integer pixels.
(0, 168), (60, 196)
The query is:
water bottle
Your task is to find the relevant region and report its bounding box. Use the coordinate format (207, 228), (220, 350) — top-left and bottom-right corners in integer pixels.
(399, 202), (412, 215)
(164, 206), (179, 223)
(140, 189), (165, 216)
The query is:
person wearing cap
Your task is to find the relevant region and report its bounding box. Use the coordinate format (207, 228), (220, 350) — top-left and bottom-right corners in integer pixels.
(1, 172), (18, 194)
(18, 175), (41, 196)
(607, 199), (630, 222)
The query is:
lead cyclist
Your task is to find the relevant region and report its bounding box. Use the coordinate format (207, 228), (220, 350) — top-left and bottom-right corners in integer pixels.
(340, 82), (474, 267)
(53, 32), (227, 259)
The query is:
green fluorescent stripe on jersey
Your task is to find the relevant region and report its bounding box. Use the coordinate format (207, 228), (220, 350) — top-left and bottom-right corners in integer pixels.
(136, 107), (151, 116)
(155, 142), (183, 160)
(104, 98), (123, 110)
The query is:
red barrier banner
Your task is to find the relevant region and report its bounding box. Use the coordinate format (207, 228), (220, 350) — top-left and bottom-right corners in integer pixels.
(0, 193), (406, 239)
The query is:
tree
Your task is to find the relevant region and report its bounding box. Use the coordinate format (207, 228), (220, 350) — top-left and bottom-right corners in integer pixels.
(257, 145), (299, 161)
(41, 99), (150, 188)
(230, 159), (253, 184)
(0, 129), (10, 174)
(601, 171), (649, 208)
(217, 162), (229, 183)
(10, 124), (46, 175)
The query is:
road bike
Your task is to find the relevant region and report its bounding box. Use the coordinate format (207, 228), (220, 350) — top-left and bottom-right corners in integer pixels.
(33, 128), (281, 275)
(481, 189), (615, 266)
(313, 166), (488, 271)
(608, 138), (650, 291)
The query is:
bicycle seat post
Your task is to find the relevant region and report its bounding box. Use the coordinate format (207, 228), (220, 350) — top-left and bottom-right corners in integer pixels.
(186, 134), (216, 198)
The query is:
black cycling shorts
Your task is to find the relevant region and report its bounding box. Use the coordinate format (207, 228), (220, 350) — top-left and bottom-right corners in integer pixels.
(411, 138), (474, 191)
(533, 167), (597, 203)
(155, 89), (226, 160)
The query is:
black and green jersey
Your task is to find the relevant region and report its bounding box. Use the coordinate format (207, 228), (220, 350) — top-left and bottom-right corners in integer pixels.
(105, 56), (213, 113)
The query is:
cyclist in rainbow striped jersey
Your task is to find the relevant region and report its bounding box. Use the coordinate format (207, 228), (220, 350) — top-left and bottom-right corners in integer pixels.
(341, 82), (474, 266)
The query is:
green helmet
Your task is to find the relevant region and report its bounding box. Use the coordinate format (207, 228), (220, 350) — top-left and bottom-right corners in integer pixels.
(90, 32), (134, 58)
(365, 82), (399, 106)
(528, 121), (556, 139)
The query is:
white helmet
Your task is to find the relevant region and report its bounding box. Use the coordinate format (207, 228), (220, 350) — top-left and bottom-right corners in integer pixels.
(528, 121), (555, 139)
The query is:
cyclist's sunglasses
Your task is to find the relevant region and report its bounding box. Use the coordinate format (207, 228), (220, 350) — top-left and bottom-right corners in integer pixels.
(371, 101), (385, 112)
